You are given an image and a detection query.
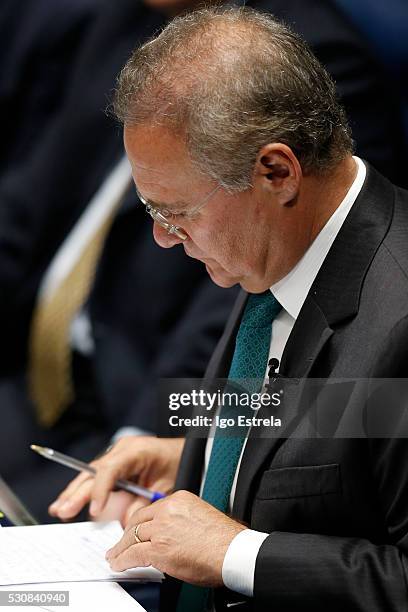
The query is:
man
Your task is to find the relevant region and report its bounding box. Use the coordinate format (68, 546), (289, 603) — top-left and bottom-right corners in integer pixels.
(51, 7), (408, 611)
(0, 0), (404, 522)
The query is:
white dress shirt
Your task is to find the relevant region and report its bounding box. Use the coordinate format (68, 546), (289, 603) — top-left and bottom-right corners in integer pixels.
(215, 156), (367, 597)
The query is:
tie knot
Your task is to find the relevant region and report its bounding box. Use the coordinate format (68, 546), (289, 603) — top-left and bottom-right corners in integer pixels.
(241, 291), (281, 328)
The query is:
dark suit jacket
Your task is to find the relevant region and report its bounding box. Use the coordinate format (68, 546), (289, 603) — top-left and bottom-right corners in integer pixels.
(165, 165), (408, 611)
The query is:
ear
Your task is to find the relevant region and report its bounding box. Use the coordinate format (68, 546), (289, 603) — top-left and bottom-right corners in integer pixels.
(253, 143), (302, 205)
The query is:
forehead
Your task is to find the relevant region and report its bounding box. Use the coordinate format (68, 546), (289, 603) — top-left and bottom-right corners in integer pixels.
(124, 124), (197, 194)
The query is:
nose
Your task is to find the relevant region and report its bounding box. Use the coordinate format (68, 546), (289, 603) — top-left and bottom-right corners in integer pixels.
(152, 221), (186, 248)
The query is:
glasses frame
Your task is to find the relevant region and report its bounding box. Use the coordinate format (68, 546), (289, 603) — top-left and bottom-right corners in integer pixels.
(135, 184), (221, 241)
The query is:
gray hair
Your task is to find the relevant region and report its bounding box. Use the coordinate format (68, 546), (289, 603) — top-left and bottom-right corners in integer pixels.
(114, 7), (354, 190)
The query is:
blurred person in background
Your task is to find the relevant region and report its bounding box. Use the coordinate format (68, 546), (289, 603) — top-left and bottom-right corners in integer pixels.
(333, 0), (408, 78)
(333, 0), (408, 159)
(0, 0), (102, 177)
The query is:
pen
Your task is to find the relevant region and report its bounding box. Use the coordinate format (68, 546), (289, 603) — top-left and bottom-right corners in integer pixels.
(30, 445), (165, 503)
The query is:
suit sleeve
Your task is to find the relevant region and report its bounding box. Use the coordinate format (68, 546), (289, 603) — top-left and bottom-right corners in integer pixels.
(254, 527), (407, 611)
(252, 317), (408, 611)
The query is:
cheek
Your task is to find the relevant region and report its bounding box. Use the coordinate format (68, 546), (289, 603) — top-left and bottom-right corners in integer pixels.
(185, 212), (254, 271)
(189, 228), (234, 263)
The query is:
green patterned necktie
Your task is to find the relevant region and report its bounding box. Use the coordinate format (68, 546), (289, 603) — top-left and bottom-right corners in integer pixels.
(177, 291), (281, 612)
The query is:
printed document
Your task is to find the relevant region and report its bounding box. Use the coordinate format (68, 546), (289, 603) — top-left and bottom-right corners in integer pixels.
(0, 521), (163, 586)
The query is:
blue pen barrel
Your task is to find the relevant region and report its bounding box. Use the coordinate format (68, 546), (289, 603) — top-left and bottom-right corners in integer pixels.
(115, 478), (165, 501)
(151, 492), (166, 503)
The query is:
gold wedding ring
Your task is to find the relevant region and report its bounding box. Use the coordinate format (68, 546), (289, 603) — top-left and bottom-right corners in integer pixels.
(134, 523), (143, 544)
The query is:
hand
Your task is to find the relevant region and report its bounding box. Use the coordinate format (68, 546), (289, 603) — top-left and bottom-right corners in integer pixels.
(94, 491), (136, 525)
(106, 490), (246, 587)
(48, 436), (184, 523)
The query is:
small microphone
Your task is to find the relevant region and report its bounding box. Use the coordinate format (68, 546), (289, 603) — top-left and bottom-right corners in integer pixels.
(268, 358), (280, 378)
(264, 358), (281, 393)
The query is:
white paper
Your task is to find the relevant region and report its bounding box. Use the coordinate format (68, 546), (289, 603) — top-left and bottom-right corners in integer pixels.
(0, 521), (163, 586)
(0, 581), (147, 611)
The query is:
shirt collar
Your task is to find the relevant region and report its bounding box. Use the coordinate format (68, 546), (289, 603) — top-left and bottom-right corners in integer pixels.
(270, 156), (366, 320)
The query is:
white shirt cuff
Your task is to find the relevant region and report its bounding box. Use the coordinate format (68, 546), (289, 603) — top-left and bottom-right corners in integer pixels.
(222, 529), (269, 597)
(111, 426), (153, 443)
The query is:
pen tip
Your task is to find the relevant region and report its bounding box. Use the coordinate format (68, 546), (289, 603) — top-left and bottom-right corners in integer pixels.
(30, 444), (41, 452)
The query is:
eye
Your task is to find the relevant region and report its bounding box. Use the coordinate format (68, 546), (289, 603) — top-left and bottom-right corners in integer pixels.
(162, 208), (189, 220)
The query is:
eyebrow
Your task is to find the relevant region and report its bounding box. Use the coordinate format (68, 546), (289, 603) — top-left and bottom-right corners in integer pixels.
(139, 191), (189, 215)
(135, 181), (191, 215)
(148, 199), (187, 213)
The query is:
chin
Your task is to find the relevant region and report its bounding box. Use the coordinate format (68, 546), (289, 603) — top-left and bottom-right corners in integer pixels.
(205, 264), (239, 288)
(239, 276), (273, 293)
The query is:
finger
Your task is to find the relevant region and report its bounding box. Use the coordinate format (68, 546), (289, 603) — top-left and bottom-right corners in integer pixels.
(50, 440), (148, 518)
(135, 520), (154, 544)
(89, 449), (148, 516)
(107, 519), (154, 560)
(106, 524), (138, 560)
(49, 479), (95, 519)
(48, 440), (134, 516)
(89, 465), (124, 516)
(48, 471), (93, 512)
(108, 542), (152, 572)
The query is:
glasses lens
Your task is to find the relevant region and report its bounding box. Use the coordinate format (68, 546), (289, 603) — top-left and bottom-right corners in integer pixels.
(149, 208), (168, 226)
(147, 207), (187, 241)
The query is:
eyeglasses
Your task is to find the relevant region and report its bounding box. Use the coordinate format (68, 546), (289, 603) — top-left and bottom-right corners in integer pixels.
(135, 183), (221, 241)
